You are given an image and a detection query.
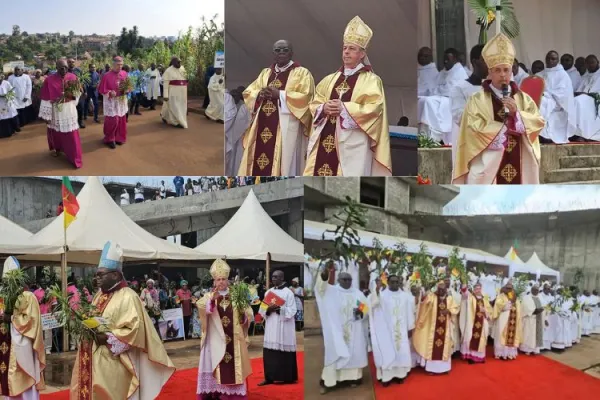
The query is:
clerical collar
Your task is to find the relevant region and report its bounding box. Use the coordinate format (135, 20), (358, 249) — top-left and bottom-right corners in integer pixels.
(275, 60), (294, 73)
(273, 284), (286, 290)
(344, 63), (364, 77)
(218, 289), (229, 296)
(102, 279), (127, 294)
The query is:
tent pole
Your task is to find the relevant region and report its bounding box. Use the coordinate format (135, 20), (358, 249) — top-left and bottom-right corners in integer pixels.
(61, 251), (68, 353)
(266, 253), (271, 290)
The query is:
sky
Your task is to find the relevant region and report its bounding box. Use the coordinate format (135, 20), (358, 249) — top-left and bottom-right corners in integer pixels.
(0, 0), (223, 37)
(443, 185), (600, 215)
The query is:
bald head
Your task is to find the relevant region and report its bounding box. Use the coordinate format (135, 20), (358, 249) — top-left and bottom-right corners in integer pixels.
(56, 59), (68, 77)
(271, 270), (284, 287)
(171, 57), (181, 68)
(418, 47), (433, 66)
(273, 40), (293, 67)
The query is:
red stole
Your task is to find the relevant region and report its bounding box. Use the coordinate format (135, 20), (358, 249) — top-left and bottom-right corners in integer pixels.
(216, 295), (237, 384)
(431, 295), (449, 361)
(469, 297), (486, 351)
(77, 281), (127, 400)
(312, 66), (370, 176)
(251, 63), (299, 176)
(483, 80), (522, 184)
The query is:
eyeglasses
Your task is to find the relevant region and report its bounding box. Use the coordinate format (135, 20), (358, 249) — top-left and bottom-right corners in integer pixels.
(273, 48), (290, 54)
(95, 271), (114, 278)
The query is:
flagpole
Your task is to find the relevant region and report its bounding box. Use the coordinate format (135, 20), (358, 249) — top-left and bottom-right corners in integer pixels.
(61, 200), (69, 353)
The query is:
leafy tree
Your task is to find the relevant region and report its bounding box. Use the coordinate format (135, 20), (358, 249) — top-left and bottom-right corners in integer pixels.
(12, 25), (20, 37)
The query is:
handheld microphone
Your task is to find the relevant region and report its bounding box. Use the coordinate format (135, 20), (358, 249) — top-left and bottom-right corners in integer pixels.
(501, 84), (509, 116)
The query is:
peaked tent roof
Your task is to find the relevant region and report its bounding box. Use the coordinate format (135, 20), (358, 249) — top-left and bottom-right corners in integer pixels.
(0, 215), (60, 254)
(525, 252), (560, 281)
(20, 177), (214, 265)
(195, 189), (303, 262)
(504, 247), (525, 264)
(503, 246), (536, 276)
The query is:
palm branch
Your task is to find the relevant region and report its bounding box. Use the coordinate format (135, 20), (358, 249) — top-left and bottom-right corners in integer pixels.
(467, 0), (520, 44)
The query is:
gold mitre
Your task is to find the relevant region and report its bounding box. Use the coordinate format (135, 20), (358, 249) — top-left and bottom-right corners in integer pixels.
(343, 16), (373, 49)
(210, 258), (231, 279)
(482, 33), (515, 68)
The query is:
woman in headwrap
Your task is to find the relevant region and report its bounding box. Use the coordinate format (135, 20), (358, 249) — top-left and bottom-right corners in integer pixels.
(176, 280), (193, 338)
(140, 279), (161, 334)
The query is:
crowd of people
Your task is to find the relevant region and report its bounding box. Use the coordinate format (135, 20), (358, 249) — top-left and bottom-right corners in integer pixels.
(0, 248), (304, 399)
(315, 262), (600, 394)
(225, 16), (393, 177)
(0, 55), (191, 169)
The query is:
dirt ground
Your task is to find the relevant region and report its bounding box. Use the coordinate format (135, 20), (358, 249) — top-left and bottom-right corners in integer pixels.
(0, 105), (223, 175)
(41, 332), (304, 394)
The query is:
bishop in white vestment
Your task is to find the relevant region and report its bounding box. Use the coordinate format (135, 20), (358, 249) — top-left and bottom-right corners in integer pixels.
(316, 265), (369, 394)
(369, 276), (414, 386)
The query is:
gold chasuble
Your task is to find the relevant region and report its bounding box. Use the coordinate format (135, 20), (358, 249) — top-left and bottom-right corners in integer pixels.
(492, 292), (522, 348)
(452, 33), (545, 185)
(238, 64), (314, 176)
(303, 68), (392, 176)
(70, 285), (175, 400)
(197, 291), (254, 385)
(0, 291), (46, 397)
(463, 294), (493, 353)
(412, 293), (459, 362)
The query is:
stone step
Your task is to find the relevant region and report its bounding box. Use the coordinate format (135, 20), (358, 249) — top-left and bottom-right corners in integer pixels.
(555, 144), (600, 157)
(545, 167), (600, 183)
(560, 155), (600, 169)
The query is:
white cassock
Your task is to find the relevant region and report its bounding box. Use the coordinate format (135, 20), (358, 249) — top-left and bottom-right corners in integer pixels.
(566, 66), (582, 93)
(225, 91), (250, 175)
(418, 62), (439, 97)
(580, 295), (594, 336)
(7, 74), (32, 110)
(551, 297), (571, 349)
(538, 292), (554, 349)
(462, 64), (472, 76)
(205, 73), (225, 121)
(369, 289), (414, 383)
(315, 275), (369, 388)
(593, 294), (600, 334)
(574, 68), (600, 140)
(519, 294), (539, 354)
(449, 80), (482, 162)
(537, 65), (576, 143)
(259, 287), (297, 351)
(514, 67), (529, 87)
(418, 62), (469, 142)
(144, 68), (161, 100)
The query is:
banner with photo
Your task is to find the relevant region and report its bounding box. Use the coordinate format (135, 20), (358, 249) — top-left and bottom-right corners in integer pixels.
(157, 308), (185, 341)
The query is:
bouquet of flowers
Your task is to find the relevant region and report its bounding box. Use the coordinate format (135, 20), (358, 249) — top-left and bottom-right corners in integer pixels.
(48, 285), (110, 345)
(118, 77), (134, 97)
(0, 268), (29, 316)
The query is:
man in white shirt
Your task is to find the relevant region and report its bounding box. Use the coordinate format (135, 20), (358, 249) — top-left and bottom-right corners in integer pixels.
(418, 48), (469, 143)
(8, 67), (33, 128)
(159, 180), (166, 199)
(537, 51), (576, 144)
(512, 59), (529, 87)
(561, 53), (582, 94)
(258, 270), (298, 386)
(418, 47), (439, 97)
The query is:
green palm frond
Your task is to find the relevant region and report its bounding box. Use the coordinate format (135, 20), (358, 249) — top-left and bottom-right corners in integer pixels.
(467, 0), (521, 43)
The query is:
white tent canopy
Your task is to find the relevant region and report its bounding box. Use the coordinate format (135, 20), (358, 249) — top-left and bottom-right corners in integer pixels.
(525, 252), (560, 282)
(18, 177), (214, 265)
(304, 220), (510, 267)
(0, 215), (60, 254)
(195, 189), (304, 262)
(504, 246), (536, 277)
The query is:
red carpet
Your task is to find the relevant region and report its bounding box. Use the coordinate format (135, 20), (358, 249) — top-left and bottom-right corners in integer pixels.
(370, 346), (600, 400)
(42, 352), (303, 400)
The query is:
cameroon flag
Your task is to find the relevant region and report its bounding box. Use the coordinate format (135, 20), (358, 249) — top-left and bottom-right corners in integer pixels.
(62, 176), (79, 229)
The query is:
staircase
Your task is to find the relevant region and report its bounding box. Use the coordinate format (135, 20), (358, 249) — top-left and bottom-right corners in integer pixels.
(544, 144), (600, 183)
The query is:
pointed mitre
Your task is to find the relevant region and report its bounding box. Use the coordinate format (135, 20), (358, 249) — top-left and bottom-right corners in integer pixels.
(482, 33), (515, 69)
(210, 258), (231, 280)
(3, 256), (20, 278)
(98, 240), (123, 270)
(343, 16), (373, 50)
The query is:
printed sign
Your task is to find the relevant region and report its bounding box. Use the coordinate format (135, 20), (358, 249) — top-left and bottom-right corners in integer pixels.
(157, 308), (185, 341)
(214, 51), (225, 68)
(41, 313), (63, 331)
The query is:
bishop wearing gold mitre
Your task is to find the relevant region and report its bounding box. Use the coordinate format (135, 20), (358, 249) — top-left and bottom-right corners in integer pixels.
(303, 16), (392, 177)
(238, 40), (315, 176)
(196, 259), (254, 400)
(70, 241), (175, 400)
(452, 33), (545, 184)
(412, 281), (459, 375)
(0, 257), (45, 400)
